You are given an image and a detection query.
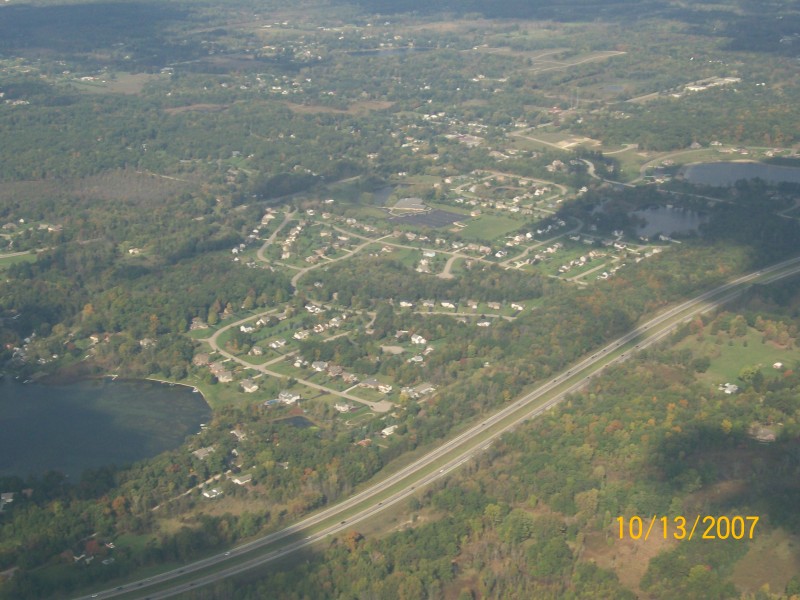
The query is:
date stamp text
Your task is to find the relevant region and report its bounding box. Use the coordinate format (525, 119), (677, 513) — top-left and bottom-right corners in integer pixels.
(617, 515), (759, 541)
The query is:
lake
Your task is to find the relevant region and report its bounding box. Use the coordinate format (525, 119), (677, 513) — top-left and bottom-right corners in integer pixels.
(0, 377), (210, 479)
(633, 206), (707, 237)
(682, 162), (800, 186)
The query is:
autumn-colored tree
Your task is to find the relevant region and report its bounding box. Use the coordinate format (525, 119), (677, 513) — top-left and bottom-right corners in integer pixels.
(343, 530), (363, 553)
(111, 495), (129, 518)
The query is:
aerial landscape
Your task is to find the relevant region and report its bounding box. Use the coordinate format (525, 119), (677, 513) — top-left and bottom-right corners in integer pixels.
(1, 0), (800, 598)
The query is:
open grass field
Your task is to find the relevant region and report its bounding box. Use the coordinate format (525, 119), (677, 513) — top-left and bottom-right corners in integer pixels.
(71, 72), (164, 95)
(282, 100), (394, 115)
(675, 326), (794, 386)
(378, 246), (420, 268)
(458, 215), (523, 241)
(730, 527), (800, 595)
(0, 252), (36, 271)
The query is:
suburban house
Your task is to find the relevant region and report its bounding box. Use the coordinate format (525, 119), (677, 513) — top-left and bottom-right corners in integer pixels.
(0, 492), (14, 513)
(202, 488), (223, 499)
(381, 425), (398, 437)
(334, 402), (354, 413)
(415, 382), (436, 396)
(190, 317), (209, 330)
(311, 361), (329, 372)
(278, 390), (301, 404)
(360, 378), (380, 389)
(192, 353), (211, 366)
(230, 473), (253, 486)
(241, 379), (259, 393)
(249, 346), (264, 356)
(216, 370), (234, 383)
(192, 446), (215, 460)
(411, 334), (427, 345)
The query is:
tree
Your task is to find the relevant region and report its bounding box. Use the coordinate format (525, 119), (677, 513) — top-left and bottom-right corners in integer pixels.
(738, 365), (764, 390)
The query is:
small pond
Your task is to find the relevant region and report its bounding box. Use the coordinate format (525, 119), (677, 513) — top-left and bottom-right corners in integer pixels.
(633, 206), (708, 237)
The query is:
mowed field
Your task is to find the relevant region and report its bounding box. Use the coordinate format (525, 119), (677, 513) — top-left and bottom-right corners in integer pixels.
(0, 252), (37, 271)
(458, 215), (523, 241)
(71, 72), (164, 94)
(675, 326), (795, 386)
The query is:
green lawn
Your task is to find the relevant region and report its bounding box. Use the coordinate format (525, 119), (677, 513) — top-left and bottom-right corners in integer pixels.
(0, 252), (36, 270)
(459, 215), (525, 242)
(676, 327), (794, 385)
(266, 359), (308, 379)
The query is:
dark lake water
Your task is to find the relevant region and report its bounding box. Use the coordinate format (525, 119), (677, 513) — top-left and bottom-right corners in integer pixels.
(0, 377), (210, 479)
(633, 206), (707, 237)
(682, 162), (800, 186)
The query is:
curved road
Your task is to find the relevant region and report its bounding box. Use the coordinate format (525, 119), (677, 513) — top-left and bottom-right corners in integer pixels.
(77, 255), (800, 600)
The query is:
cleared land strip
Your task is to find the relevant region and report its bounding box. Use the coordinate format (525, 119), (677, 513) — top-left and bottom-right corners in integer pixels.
(79, 255), (800, 600)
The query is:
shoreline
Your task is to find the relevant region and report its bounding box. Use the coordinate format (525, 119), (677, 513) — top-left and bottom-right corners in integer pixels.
(1, 371), (211, 409)
(143, 376), (211, 408)
(680, 160), (800, 185)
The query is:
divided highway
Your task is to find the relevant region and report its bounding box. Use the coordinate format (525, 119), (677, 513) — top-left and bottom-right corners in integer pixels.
(77, 255), (800, 600)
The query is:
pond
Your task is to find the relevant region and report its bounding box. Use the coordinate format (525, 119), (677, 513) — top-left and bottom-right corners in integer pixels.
(0, 377), (210, 479)
(274, 415), (316, 429)
(682, 162), (800, 186)
(633, 206), (707, 237)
